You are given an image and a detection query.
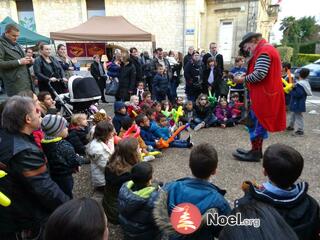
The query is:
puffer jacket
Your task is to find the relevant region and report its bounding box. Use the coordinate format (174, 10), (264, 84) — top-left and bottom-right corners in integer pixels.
(66, 126), (89, 155)
(153, 73), (169, 95)
(153, 177), (231, 240)
(86, 139), (114, 187)
(41, 137), (82, 177)
(118, 181), (161, 240)
(0, 129), (69, 234)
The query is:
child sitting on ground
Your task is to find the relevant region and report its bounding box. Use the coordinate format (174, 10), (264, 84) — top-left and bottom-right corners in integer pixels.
(37, 91), (57, 117)
(154, 143), (231, 239)
(118, 162), (161, 239)
(135, 81), (145, 103)
(173, 96), (184, 109)
(161, 99), (172, 112)
(154, 113), (192, 148)
(136, 114), (159, 149)
(193, 93), (217, 131)
(113, 101), (129, 134)
(287, 68), (312, 136)
(67, 113), (90, 156)
(145, 107), (160, 133)
(152, 101), (162, 120)
(41, 114), (83, 198)
(102, 138), (140, 224)
(235, 143), (320, 240)
(139, 91), (153, 108)
(228, 92), (244, 121)
(181, 100), (195, 126)
(86, 120), (115, 193)
(126, 95), (141, 119)
(215, 98), (235, 128)
(119, 116), (155, 162)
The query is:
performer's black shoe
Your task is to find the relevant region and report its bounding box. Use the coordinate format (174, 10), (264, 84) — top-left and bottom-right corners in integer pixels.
(232, 150), (262, 162)
(236, 148), (263, 158)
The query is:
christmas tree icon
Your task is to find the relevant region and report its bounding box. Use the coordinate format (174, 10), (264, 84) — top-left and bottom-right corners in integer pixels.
(177, 206), (197, 230)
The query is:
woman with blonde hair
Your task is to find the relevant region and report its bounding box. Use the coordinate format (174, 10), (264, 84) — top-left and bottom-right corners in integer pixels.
(116, 51), (137, 101)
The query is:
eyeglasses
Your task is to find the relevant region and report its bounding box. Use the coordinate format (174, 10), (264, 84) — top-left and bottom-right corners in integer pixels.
(200, 98), (207, 101)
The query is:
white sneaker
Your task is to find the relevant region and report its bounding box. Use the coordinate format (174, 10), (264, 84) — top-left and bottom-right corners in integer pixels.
(194, 122), (205, 132)
(143, 155), (156, 162)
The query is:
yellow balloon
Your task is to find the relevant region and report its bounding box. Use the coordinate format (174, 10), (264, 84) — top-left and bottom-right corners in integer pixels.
(282, 78), (293, 94)
(0, 170), (11, 207)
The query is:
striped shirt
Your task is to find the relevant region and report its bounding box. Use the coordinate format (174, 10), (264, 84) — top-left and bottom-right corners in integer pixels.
(245, 54), (271, 83)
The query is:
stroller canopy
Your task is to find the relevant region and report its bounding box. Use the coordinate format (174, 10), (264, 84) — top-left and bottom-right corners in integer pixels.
(68, 76), (101, 103)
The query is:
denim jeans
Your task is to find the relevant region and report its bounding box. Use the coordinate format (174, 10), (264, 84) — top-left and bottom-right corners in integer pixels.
(169, 139), (189, 148)
(193, 114), (218, 127)
(52, 174), (74, 198)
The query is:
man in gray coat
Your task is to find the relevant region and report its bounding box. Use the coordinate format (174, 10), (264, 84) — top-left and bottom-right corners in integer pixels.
(0, 23), (33, 96)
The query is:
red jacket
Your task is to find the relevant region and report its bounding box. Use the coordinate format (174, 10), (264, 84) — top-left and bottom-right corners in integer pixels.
(247, 39), (286, 132)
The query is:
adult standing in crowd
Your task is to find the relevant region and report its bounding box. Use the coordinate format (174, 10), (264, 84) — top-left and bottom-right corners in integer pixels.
(0, 96), (69, 239)
(168, 51), (182, 100)
(232, 32), (286, 162)
(116, 51), (136, 102)
(0, 23), (34, 96)
(202, 42), (224, 75)
(55, 44), (75, 79)
(129, 47), (142, 84)
(151, 48), (172, 98)
(34, 43), (67, 97)
(90, 55), (107, 103)
(140, 51), (153, 92)
(184, 51), (203, 101)
(183, 46), (194, 67)
(203, 57), (222, 96)
(26, 47), (38, 86)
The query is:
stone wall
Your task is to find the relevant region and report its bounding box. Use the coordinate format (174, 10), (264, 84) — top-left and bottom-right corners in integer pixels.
(0, 0), (18, 23)
(32, 0), (87, 37)
(104, 0), (184, 53)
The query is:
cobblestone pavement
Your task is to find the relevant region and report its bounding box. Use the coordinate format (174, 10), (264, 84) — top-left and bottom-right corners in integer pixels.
(73, 101), (320, 240)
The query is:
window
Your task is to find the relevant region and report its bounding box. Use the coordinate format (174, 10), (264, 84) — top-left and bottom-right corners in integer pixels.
(86, 0), (105, 18)
(16, 0), (36, 31)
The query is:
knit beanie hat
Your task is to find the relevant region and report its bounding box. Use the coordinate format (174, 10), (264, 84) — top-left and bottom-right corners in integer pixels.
(114, 101), (126, 112)
(41, 114), (68, 137)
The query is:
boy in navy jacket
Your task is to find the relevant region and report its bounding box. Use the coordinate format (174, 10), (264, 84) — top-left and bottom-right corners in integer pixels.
(287, 68), (312, 136)
(153, 64), (170, 102)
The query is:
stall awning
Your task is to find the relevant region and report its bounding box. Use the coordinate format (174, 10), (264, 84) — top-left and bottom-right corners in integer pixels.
(50, 16), (154, 42)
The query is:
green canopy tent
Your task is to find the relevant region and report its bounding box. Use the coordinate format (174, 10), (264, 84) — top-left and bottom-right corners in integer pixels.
(0, 16), (51, 45)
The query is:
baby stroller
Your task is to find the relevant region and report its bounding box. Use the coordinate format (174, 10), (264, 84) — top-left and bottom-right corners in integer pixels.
(49, 76), (101, 118)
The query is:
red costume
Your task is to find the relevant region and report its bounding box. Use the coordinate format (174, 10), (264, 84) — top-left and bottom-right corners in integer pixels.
(247, 39), (286, 132)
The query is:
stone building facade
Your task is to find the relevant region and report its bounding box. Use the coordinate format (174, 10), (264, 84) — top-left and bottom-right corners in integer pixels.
(0, 0), (278, 63)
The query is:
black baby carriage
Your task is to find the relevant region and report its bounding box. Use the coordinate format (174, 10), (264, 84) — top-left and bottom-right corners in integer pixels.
(49, 76), (101, 117)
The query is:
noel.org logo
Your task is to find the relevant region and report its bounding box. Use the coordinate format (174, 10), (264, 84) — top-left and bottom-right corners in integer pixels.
(170, 203), (202, 235)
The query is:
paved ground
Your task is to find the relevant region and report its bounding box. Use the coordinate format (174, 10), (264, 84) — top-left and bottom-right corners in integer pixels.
(1, 89), (319, 239)
(72, 98), (320, 240)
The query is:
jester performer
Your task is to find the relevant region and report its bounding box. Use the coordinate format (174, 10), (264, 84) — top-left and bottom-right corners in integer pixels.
(232, 32), (286, 162)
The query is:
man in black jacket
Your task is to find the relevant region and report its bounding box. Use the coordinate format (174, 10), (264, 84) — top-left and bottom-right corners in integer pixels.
(90, 55), (107, 102)
(0, 96), (69, 239)
(129, 47), (143, 84)
(183, 46), (194, 68)
(202, 42), (224, 75)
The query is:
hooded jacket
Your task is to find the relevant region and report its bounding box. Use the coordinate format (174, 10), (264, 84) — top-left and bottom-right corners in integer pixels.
(118, 181), (161, 239)
(86, 138), (114, 187)
(41, 137), (82, 176)
(236, 181), (320, 240)
(289, 80), (312, 113)
(153, 177), (231, 240)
